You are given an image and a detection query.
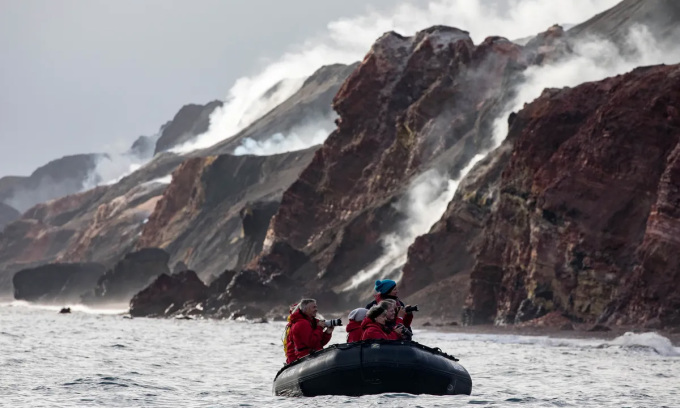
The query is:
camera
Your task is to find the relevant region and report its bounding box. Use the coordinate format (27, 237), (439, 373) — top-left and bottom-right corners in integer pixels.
(324, 318), (343, 327)
(395, 324), (413, 340)
(404, 304), (419, 313)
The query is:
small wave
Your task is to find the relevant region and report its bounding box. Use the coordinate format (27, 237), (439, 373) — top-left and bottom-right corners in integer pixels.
(381, 393), (417, 398)
(428, 332), (602, 349)
(0, 300), (127, 315)
(607, 332), (680, 357)
(63, 375), (175, 391)
(424, 330), (680, 356)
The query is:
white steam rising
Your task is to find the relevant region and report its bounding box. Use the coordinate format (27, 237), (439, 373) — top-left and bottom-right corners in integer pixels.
(233, 118), (335, 156)
(493, 24), (680, 145)
(172, 0), (619, 156)
(173, 77), (308, 153)
(345, 154), (485, 291)
(84, 155), (143, 188)
(142, 175), (173, 185)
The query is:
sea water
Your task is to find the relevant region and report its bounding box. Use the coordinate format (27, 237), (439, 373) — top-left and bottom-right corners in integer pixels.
(1, 302), (679, 407)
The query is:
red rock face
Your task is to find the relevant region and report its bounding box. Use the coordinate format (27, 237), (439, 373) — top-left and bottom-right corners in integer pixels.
(400, 144), (513, 319)
(464, 65), (680, 327)
(137, 157), (209, 250)
(263, 27), (525, 294)
(609, 121), (680, 327)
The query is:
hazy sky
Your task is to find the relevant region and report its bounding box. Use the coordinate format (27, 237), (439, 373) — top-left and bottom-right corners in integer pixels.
(0, 0), (621, 178)
(0, 0), (394, 176)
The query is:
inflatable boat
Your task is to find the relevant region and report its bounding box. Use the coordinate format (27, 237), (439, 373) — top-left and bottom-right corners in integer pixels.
(273, 340), (472, 397)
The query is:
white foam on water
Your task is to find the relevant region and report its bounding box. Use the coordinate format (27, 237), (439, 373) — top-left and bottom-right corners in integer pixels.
(608, 332), (680, 357)
(419, 330), (680, 357)
(1, 300), (128, 315)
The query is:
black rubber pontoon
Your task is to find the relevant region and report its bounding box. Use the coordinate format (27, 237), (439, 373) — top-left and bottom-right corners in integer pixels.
(273, 340), (472, 397)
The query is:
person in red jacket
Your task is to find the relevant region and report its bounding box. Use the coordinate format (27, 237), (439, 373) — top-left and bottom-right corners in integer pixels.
(361, 304), (405, 341)
(366, 279), (414, 328)
(284, 299), (334, 364)
(346, 308), (368, 343)
(380, 299), (408, 329)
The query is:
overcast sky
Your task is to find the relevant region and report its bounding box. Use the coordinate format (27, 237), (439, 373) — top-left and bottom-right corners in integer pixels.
(0, 0), (395, 176)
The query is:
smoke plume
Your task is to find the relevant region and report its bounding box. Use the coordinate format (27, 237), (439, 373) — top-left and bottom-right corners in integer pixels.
(172, 0), (620, 155)
(345, 155), (485, 290)
(233, 117), (335, 156)
(493, 24), (680, 144)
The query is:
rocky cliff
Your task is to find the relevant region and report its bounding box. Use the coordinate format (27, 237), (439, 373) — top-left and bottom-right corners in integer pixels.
(221, 26), (528, 314)
(0, 63), (355, 299)
(460, 64), (680, 329)
(7, 1), (680, 332)
(136, 148), (317, 279)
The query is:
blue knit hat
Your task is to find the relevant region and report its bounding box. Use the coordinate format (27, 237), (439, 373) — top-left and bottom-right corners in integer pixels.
(374, 279), (396, 295)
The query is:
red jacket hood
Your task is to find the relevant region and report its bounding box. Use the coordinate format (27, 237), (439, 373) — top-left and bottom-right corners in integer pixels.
(289, 309), (314, 325)
(346, 320), (362, 333)
(361, 317), (383, 331)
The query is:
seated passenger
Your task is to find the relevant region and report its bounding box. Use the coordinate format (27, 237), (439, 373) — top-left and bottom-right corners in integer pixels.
(284, 298), (334, 364)
(346, 308), (368, 343)
(366, 279), (414, 328)
(361, 305), (404, 341)
(379, 299), (412, 340)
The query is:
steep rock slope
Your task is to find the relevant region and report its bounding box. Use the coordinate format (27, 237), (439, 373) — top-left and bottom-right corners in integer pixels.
(463, 64), (680, 327)
(568, 0), (680, 43)
(0, 64), (355, 298)
(401, 143), (513, 319)
(224, 26), (527, 312)
(401, 0), (680, 323)
(137, 148), (317, 279)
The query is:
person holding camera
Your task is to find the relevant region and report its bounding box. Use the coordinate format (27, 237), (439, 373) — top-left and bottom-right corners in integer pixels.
(284, 298), (334, 364)
(366, 279), (416, 329)
(379, 299), (413, 341)
(361, 304), (405, 340)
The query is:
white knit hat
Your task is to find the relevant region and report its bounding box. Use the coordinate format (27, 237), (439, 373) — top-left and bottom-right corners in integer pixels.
(348, 308), (369, 322)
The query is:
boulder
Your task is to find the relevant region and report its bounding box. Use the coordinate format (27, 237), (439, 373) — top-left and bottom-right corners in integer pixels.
(129, 270), (209, 317)
(83, 248), (171, 304)
(12, 262), (105, 303)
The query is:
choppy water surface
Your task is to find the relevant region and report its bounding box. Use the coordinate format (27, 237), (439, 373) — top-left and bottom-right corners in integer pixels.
(1, 302), (679, 407)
